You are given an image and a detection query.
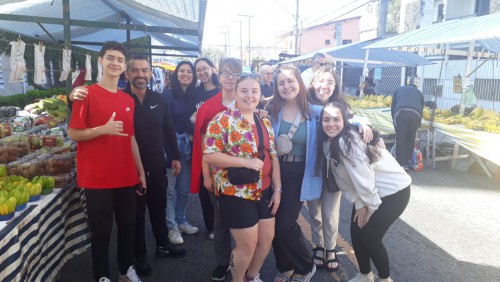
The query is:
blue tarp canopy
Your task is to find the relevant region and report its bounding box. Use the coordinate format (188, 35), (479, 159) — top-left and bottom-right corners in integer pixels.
(279, 38), (432, 68)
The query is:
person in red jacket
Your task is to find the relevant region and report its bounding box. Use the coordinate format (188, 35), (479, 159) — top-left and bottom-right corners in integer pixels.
(190, 57), (242, 281)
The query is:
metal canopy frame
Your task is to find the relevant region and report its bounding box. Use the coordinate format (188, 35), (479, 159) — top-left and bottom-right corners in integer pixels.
(0, 0), (206, 92)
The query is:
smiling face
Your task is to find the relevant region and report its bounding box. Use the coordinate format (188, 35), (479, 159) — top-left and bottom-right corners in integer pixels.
(99, 50), (126, 78)
(276, 69), (300, 102)
(219, 66), (239, 93)
(195, 60), (213, 84)
(236, 77), (261, 113)
(313, 72), (336, 104)
(177, 63), (194, 88)
(322, 105), (344, 140)
(126, 59), (151, 90)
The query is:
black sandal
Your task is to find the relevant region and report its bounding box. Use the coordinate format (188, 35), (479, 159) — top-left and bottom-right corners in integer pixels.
(325, 249), (339, 272)
(312, 246), (325, 269)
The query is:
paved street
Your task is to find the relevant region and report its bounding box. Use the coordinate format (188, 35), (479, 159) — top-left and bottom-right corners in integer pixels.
(59, 161), (500, 281)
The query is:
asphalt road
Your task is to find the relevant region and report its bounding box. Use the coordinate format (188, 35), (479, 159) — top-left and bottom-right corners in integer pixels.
(59, 162), (500, 282)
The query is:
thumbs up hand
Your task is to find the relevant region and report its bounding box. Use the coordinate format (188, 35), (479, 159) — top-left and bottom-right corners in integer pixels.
(103, 112), (128, 137)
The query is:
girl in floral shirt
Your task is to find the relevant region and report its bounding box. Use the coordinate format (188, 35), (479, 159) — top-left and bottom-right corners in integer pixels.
(204, 75), (282, 282)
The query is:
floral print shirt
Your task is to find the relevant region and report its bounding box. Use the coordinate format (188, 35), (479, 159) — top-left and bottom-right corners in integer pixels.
(204, 107), (277, 201)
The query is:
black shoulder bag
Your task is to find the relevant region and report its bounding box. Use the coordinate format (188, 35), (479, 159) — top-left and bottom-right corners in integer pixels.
(227, 114), (265, 185)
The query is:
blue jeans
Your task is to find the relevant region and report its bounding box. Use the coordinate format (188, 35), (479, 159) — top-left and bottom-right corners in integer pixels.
(166, 153), (192, 229)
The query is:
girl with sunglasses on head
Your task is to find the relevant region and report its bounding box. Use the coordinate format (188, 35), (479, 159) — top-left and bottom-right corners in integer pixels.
(204, 74), (281, 282)
(317, 102), (411, 282)
(191, 57), (221, 241)
(306, 66), (374, 272)
(162, 61), (200, 246)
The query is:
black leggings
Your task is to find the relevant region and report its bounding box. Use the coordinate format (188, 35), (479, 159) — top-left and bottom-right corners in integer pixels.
(350, 186), (411, 279)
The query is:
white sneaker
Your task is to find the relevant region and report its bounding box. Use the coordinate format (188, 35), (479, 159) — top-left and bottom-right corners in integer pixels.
(168, 229), (184, 244)
(208, 231), (215, 240)
(118, 266), (142, 282)
(99, 278), (111, 282)
(348, 272), (375, 282)
(178, 222), (199, 234)
(247, 273), (264, 282)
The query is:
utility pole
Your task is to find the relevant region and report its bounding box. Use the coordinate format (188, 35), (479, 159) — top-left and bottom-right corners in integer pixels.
(378, 0), (388, 37)
(220, 26), (230, 57)
(238, 14), (253, 68)
(232, 20), (243, 62)
(294, 0), (300, 55)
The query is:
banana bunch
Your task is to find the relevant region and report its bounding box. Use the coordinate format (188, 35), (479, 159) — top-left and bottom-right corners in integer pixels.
(347, 95), (392, 109)
(424, 106), (500, 133)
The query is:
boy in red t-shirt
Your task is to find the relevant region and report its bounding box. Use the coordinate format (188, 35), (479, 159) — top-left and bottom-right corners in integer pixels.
(68, 41), (146, 282)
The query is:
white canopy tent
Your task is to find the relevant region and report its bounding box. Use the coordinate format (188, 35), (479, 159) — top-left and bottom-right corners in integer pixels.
(365, 12), (500, 114)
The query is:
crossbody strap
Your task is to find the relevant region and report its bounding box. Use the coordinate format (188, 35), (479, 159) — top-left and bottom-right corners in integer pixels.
(287, 111), (302, 139)
(254, 113), (265, 160)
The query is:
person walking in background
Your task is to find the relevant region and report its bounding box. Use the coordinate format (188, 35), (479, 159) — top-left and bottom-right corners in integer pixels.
(259, 64), (275, 109)
(204, 74), (281, 282)
(162, 61), (200, 245)
(318, 102), (411, 282)
(68, 41), (146, 282)
(391, 84), (424, 170)
(190, 57), (242, 281)
(68, 55), (186, 278)
(300, 53), (327, 87)
(306, 66), (373, 272)
(268, 64), (321, 282)
(191, 57), (221, 240)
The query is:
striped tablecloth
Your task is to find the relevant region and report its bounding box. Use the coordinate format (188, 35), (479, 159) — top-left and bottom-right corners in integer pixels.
(0, 182), (90, 281)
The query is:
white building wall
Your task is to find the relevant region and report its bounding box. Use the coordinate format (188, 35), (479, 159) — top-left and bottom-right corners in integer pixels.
(446, 0), (476, 19)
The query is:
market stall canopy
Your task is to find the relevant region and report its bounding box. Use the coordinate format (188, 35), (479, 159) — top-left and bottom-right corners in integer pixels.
(279, 38), (432, 68)
(365, 12), (500, 53)
(152, 61), (176, 71)
(0, 0), (207, 57)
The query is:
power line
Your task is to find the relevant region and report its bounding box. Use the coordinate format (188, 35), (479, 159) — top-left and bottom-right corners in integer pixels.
(306, 0), (372, 26)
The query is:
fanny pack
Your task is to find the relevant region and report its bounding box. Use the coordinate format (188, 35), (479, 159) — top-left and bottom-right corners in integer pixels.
(276, 111), (302, 156)
(227, 114), (265, 185)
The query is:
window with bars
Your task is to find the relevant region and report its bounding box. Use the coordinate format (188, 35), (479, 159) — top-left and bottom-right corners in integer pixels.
(473, 78), (500, 101)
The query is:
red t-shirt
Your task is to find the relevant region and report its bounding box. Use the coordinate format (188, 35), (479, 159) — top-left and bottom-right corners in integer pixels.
(69, 84), (139, 189)
(252, 121), (272, 189)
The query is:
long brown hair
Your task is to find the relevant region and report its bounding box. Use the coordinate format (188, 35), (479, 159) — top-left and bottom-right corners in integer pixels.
(315, 102), (381, 174)
(308, 67), (345, 105)
(270, 64), (311, 122)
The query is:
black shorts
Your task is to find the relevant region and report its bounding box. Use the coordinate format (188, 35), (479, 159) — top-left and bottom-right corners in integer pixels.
(217, 187), (274, 229)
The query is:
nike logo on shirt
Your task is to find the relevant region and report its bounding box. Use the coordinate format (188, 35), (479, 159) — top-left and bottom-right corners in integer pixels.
(150, 104), (159, 109)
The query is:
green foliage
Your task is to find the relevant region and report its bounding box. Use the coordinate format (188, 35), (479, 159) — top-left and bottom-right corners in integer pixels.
(387, 0), (401, 34)
(0, 88), (65, 107)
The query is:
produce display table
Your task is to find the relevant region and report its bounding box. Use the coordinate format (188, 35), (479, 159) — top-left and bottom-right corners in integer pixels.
(0, 182), (90, 281)
(353, 107), (499, 176)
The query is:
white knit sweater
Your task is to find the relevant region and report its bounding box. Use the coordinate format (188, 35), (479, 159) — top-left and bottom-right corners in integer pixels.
(329, 132), (412, 214)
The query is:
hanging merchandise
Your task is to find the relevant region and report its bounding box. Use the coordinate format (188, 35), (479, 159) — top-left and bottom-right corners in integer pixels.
(9, 38), (26, 83)
(59, 48), (72, 82)
(84, 54), (92, 81)
(96, 61), (102, 82)
(34, 43), (47, 85)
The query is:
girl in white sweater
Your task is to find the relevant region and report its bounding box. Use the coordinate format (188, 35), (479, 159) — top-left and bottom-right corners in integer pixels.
(316, 102), (411, 282)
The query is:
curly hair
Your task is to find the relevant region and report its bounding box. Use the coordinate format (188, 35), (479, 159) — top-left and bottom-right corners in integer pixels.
(315, 102), (381, 175)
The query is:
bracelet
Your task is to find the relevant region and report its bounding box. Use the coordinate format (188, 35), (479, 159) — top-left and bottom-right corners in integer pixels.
(203, 174), (211, 178)
(273, 189), (282, 193)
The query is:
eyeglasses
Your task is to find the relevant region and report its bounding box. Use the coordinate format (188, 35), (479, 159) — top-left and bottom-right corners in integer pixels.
(264, 72), (273, 76)
(314, 62), (327, 66)
(220, 72), (240, 79)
